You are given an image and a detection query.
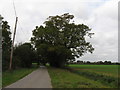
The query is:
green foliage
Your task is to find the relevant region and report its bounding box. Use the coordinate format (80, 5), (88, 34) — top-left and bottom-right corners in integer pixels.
(1, 17), (38, 70)
(31, 13), (94, 67)
(47, 45), (73, 67)
(2, 20), (12, 71)
(13, 43), (35, 68)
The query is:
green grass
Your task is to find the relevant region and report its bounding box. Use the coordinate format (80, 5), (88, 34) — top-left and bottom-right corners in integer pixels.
(0, 73), (1, 88)
(2, 66), (37, 87)
(69, 64), (119, 88)
(47, 67), (111, 88)
(69, 64), (119, 77)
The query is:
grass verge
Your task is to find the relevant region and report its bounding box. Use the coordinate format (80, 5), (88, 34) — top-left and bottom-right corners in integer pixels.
(2, 67), (37, 87)
(47, 67), (110, 88)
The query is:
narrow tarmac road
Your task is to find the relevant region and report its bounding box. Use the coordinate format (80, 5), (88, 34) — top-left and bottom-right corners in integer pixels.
(5, 67), (52, 88)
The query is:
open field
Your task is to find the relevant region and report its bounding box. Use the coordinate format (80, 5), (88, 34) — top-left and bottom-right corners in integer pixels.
(48, 65), (119, 88)
(69, 64), (119, 88)
(2, 64), (38, 87)
(69, 64), (119, 77)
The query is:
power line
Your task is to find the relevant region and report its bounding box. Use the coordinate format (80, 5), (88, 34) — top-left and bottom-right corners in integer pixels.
(18, 21), (28, 41)
(12, 0), (17, 17)
(11, 0), (30, 43)
(12, 0), (28, 43)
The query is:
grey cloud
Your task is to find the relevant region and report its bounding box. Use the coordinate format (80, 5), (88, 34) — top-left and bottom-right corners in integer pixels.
(0, 0), (118, 62)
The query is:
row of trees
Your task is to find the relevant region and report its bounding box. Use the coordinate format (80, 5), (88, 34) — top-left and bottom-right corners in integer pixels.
(1, 16), (38, 71)
(74, 60), (119, 65)
(0, 15), (2, 71)
(2, 19), (12, 70)
(2, 13), (95, 70)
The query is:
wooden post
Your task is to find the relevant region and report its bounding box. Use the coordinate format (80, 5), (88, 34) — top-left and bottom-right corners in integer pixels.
(9, 17), (18, 70)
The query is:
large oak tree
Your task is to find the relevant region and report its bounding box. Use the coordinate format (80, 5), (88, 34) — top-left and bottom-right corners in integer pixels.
(31, 13), (94, 67)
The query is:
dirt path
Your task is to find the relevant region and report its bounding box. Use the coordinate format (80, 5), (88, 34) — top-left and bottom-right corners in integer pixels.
(5, 67), (52, 88)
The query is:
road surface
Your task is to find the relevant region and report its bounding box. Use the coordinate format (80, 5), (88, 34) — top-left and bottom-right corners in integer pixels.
(5, 67), (52, 88)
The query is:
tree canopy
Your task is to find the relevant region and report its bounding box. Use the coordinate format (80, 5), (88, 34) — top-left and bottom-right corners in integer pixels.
(1, 16), (36, 70)
(13, 43), (35, 68)
(31, 13), (94, 67)
(2, 20), (12, 70)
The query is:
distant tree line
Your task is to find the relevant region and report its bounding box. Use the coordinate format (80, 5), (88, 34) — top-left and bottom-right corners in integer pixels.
(70, 60), (120, 65)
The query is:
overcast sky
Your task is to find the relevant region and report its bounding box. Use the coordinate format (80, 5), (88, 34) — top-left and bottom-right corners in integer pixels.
(0, 0), (118, 62)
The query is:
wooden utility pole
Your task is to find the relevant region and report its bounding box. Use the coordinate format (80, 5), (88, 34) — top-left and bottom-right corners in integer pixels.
(9, 17), (18, 70)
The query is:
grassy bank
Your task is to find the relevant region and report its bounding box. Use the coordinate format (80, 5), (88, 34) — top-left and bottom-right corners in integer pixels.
(2, 66), (37, 87)
(47, 67), (110, 88)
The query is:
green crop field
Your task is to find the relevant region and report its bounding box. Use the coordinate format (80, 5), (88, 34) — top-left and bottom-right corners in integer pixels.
(48, 64), (119, 88)
(69, 64), (119, 77)
(69, 64), (119, 88)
